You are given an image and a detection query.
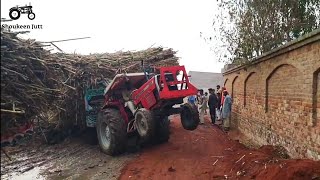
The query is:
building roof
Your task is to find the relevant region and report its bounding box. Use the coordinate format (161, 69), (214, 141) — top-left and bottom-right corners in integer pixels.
(188, 71), (224, 91)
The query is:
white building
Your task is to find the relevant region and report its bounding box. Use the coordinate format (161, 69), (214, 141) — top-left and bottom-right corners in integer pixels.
(188, 71), (224, 94)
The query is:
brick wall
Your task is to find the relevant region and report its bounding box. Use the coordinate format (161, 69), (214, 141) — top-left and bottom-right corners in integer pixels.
(223, 29), (320, 160)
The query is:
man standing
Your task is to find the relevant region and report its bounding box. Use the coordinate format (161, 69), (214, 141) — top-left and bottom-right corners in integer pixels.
(208, 88), (218, 125)
(199, 89), (207, 124)
(220, 87), (226, 103)
(204, 92), (209, 114)
(222, 90), (232, 131)
(196, 89), (202, 106)
(216, 85), (222, 94)
(216, 92), (222, 122)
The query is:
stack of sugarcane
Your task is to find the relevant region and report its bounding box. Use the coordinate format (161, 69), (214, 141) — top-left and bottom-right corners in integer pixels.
(0, 28), (179, 144)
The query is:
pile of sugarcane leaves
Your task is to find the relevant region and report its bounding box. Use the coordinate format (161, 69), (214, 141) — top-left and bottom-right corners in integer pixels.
(0, 29), (179, 145)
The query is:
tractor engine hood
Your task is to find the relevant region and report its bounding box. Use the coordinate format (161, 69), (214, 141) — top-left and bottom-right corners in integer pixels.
(104, 73), (146, 95)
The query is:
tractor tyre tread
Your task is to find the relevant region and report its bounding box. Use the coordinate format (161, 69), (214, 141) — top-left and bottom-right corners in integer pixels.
(135, 108), (156, 143)
(97, 108), (127, 156)
(181, 103), (199, 130)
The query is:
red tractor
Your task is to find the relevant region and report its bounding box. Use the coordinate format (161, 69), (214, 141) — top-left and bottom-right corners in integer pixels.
(96, 65), (199, 155)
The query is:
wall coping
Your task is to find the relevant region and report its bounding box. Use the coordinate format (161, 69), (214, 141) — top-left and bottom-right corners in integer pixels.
(223, 28), (320, 75)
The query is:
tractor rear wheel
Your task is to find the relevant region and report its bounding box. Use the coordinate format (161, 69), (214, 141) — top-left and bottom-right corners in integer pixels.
(9, 9), (20, 20)
(154, 116), (170, 143)
(135, 108), (155, 143)
(180, 103), (199, 130)
(96, 108), (127, 155)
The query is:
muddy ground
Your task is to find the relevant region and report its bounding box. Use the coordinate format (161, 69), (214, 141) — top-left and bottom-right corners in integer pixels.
(1, 115), (320, 180)
(1, 135), (136, 180)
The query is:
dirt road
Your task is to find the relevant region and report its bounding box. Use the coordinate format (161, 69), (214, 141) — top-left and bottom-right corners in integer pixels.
(120, 115), (320, 180)
(1, 115), (320, 180)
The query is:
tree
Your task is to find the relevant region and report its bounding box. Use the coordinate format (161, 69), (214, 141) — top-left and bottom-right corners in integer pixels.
(203, 0), (320, 64)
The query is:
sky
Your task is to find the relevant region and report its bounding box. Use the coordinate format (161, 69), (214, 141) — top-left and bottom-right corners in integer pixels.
(1, 0), (225, 73)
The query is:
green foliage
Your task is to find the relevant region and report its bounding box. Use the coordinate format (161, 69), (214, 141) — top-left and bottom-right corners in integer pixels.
(203, 0), (320, 64)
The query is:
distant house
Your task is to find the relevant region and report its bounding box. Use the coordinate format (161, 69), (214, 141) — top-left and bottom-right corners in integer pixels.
(188, 71), (224, 93)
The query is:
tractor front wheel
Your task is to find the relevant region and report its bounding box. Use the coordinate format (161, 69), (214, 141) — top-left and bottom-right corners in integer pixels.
(180, 103), (199, 130)
(96, 108), (127, 156)
(28, 13), (35, 20)
(135, 108), (155, 143)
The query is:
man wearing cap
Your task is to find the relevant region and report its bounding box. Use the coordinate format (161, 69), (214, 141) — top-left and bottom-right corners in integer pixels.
(222, 90), (232, 131)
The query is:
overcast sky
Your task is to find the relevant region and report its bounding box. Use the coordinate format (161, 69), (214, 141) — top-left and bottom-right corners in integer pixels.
(1, 0), (225, 73)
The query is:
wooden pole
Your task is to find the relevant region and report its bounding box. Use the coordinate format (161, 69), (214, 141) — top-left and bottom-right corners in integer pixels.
(40, 37), (91, 43)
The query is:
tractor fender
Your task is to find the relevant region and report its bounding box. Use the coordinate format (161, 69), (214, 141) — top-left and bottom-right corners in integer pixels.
(10, 7), (19, 11)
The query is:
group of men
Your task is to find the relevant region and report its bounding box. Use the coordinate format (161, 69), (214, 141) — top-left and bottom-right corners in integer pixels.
(187, 85), (232, 131)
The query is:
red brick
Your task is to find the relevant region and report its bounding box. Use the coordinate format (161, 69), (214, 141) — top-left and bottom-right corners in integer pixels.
(223, 38), (320, 160)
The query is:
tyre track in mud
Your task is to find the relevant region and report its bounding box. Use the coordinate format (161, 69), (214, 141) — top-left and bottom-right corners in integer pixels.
(1, 137), (136, 180)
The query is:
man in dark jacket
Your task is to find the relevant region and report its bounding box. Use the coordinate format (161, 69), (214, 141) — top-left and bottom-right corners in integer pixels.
(208, 88), (218, 124)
